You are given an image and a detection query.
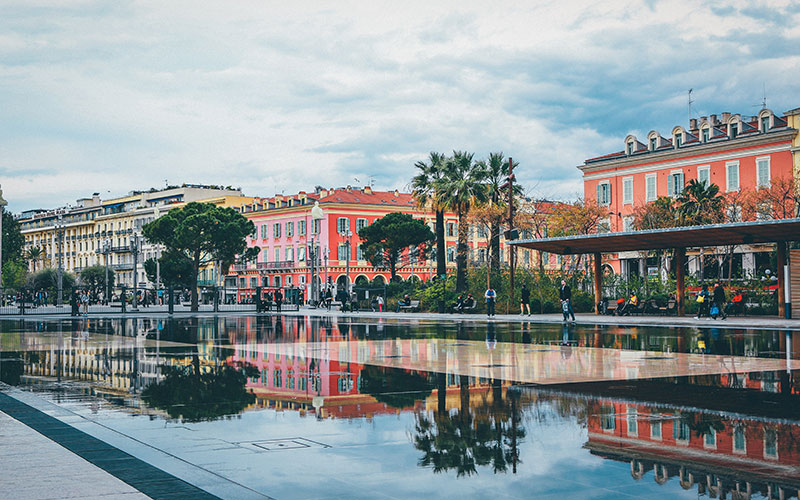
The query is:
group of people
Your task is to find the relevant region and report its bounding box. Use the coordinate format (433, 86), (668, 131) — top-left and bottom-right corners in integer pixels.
(695, 282), (736, 320)
(481, 279), (576, 322)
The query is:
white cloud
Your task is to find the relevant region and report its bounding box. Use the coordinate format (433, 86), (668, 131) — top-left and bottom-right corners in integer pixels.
(1, 0), (798, 211)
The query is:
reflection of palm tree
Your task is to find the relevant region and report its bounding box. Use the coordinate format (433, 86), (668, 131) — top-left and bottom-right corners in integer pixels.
(413, 377), (525, 476)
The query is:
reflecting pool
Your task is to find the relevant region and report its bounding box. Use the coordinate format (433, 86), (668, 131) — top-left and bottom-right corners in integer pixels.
(1, 316), (799, 499)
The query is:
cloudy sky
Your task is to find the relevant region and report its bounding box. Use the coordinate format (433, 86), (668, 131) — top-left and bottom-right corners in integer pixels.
(2, 0), (799, 212)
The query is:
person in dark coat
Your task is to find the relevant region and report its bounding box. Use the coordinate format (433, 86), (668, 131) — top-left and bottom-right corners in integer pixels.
(712, 282), (727, 320)
(274, 289), (283, 313)
(520, 284), (531, 316)
(559, 279), (575, 322)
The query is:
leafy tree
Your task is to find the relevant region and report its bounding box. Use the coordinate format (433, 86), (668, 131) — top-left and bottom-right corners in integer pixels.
(357, 212), (434, 281)
(676, 180), (724, 226)
(143, 250), (195, 289)
(2, 210), (23, 267)
(547, 199), (605, 274)
(79, 265), (114, 294)
(26, 268), (75, 295)
(412, 152), (449, 288)
(482, 152), (521, 275)
(632, 196), (676, 230)
(142, 202), (258, 311)
(742, 176), (799, 220)
(23, 246), (43, 273)
(436, 151), (488, 291)
(2, 260), (27, 289)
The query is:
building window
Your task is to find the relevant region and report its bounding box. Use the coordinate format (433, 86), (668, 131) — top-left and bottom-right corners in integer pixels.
(674, 418), (690, 442)
(704, 429), (716, 449)
(761, 115), (770, 133)
(650, 419), (662, 440)
(274, 247), (281, 262)
(260, 224), (268, 239)
(626, 141), (634, 155)
(250, 277), (258, 288)
(645, 174), (657, 202)
(597, 218), (610, 234)
(337, 217), (350, 234)
(756, 157), (770, 188)
(701, 127), (709, 143)
(697, 165), (710, 187)
(667, 171), (685, 197)
(477, 248), (486, 262)
(622, 216), (634, 232)
(600, 406), (615, 431)
(446, 247), (455, 262)
(729, 122), (738, 138)
(626, 407), (637, 436)
(262, 249), (269, 262)
(726, 162), (740, 192)
(338, 244), (348, 261)
(596, 181), (611, 206)
(356, 218), (368, 232)
(649, 137), (657, 151)
(622, 177), (633, 205)
(446, 222), (456, 237)
(298, 220), (306, 236)
(285, 247), (294, 261)
(674, 133), (682, 147)
(733, 426), (746, 454)
(477, 225), (487, 238)
(273, 223), (281, 238)
(356, 244), (365, 261)
(286, 221), (294, 237)
(764, 429), (778, 459)
(298, 246), (306, 261)
(312, 219), (321, 235)
(287, 275), (293, 286)
(274, 275), (281, 288)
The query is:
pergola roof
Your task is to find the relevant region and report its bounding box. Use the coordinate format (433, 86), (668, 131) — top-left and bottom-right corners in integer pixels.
(511, 218), (800, 255)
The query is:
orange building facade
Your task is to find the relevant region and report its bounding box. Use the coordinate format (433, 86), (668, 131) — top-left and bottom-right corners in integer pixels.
(579, 107), (799, 276)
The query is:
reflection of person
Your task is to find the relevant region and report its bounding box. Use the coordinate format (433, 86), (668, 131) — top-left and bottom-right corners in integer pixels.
(486, 323), (497, 349)
(484, 287), (496, 317)
(559, 280), (575, 321)
(70, 290), (79, 316)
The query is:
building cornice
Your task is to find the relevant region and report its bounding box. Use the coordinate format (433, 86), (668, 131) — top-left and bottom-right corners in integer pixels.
(578, 129), (796, 175)
(582, 139), (793, 181)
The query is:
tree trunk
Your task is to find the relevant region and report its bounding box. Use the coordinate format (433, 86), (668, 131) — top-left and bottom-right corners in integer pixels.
(191, 250), (200, 312)
(435, 209), (445, 277)
(456, 212), (469, 291)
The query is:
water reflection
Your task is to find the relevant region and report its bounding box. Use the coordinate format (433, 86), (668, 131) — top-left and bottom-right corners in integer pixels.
(2, 316), (800, 498)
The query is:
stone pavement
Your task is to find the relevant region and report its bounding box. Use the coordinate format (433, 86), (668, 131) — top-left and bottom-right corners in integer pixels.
(0, 410), (150, 500)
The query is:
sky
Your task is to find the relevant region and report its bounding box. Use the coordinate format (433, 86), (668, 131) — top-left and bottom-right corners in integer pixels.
(2, 0), (799, 213)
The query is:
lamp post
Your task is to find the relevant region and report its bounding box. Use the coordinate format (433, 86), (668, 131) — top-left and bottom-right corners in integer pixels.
(56, 213), (64, 306)
(130, 233), (139, 311)
(103, 238), (111, 304)
(310, 202), (324, 307)
(341, 229), (352, 295)
(0, 185), (7, 294)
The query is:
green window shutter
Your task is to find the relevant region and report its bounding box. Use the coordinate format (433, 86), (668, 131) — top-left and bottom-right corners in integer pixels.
(596, 183), (602, 204)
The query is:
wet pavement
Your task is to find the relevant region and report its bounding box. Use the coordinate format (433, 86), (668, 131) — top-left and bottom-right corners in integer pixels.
(1, 315), (799, 499)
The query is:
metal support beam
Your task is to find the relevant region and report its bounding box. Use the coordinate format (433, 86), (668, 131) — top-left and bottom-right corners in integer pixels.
(593, 252), (602, 315)
(675, 247), (685, 316)
(777, 241), (786, 318)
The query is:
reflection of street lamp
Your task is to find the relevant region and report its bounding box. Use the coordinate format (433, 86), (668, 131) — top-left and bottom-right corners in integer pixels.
(56, 213), (65, 306)
(0, 185), (7, 292)
(310, 202), (324, 306)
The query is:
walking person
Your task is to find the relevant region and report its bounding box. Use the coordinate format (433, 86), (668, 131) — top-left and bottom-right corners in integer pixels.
(484, 286), (496, 317)
(274, 288), (283, 313)
(695, 284), (710, 320)
(80, 290), (89, 316)
(376, 295), (384, 313)
(559, 279), (576, 322)
(712, 282), (727, 320)
(520, 284), (531, 316)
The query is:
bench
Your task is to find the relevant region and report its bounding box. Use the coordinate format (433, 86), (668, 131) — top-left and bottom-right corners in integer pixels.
(453, 302), (477, 313)
(398, 300), (420, 312)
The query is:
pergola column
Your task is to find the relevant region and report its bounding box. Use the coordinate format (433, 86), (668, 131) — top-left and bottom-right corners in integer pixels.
(675, 247), (685, 316)
(777, 241), (786, 319)
(594, 252), (602, 315)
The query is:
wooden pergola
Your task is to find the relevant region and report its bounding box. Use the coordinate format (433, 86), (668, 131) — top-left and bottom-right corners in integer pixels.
(510, 218), (800, 317)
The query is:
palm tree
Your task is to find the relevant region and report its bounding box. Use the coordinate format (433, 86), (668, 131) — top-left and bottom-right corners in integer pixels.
(24, 246), (43, 272)
(436, 151), (488, 291)
(412, 152), (448, 310)
(483, 153), (521, 275)
(676, 180), (725, 226)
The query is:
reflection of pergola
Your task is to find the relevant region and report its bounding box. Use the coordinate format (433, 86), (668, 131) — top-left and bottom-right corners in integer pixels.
(510, 218), (800, 317)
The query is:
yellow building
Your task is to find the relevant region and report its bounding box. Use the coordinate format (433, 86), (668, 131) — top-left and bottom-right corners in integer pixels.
(19, 185), (255, 289)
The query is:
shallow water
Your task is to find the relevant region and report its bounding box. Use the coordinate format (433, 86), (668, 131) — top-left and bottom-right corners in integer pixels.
(1, 316), (798, 499)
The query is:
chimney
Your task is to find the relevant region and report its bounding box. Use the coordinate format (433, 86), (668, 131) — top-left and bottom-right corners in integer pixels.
(363, 186), (372, 194)
(721, 112), (731, 123)
(394, 189), (399, 197)
(710, 114), (718, 126)
(689, 118), (697, 130)
(700, 116), (707, 124)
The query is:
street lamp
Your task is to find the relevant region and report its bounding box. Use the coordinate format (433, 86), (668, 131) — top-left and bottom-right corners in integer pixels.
(56, 213), (64, 306)
(340, 229), (352, 295)
(103, 238), (111, 304)
(310, 201), (324, 307)
(0, 185), (7, 294)
(130, 233), (140, 311)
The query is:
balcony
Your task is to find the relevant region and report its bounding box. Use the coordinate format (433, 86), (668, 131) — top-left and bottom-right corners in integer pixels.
(256, 260), (295, 271)
(111, 263), (134, 271)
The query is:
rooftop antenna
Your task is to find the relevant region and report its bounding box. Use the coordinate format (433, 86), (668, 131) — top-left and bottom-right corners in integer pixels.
(761, 82), (767, 110)
(687, 88), (695, 124)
